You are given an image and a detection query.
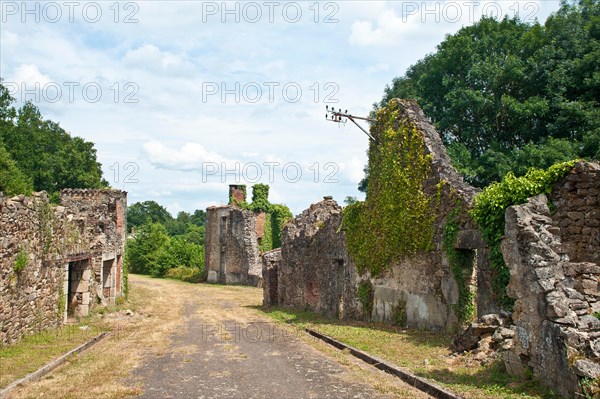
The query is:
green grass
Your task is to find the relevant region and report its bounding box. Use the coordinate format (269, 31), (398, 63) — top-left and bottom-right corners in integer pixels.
(0, 297), (139, 389)
(258, 306), (557, 399)
(0, 323), (108, 388)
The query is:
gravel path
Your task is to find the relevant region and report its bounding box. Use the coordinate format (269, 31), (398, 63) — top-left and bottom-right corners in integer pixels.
(129, 285), (428, 399)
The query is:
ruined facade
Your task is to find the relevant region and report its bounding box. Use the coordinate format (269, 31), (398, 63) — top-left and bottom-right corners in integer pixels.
(264, 100), (490, 331)
(204, 185), (263, 286)
(502, 162), (600, 398)
(263, 197), (362, 319)
(0, 189), (127, 344)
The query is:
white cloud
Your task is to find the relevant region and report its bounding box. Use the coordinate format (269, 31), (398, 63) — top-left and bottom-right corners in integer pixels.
(0, 0), (562, 216)
(123, 44), (186, 70)
(349, 9), (421, 47)
(1, 31), (19, 50)
(142, 140), (228, 170)
(339, 157), (366, 184)
(9, 64), (53, 87)
(165, 201), (184, 216)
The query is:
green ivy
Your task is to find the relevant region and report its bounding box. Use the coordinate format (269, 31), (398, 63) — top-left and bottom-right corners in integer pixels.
(259, 213), (273, 253)
(470, 160), (578, 310)
(57, 281), (66, 319)
(14, 248), (28, 273)
(250, 183), (270, 211)
(357, 280), (374, 318)
(343, 99), (439, 276)
(238, 184), (293, 252)
(443, 205), (476, 323)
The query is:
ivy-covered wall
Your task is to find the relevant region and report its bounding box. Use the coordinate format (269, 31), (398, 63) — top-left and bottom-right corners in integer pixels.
(205, 184), (292, 287)
(342, 99), (483, 330)
(242, 184), (292, 253)
(266, 99), (485, 330)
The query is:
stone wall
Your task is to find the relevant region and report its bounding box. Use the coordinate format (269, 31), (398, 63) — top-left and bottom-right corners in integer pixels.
(271, 197), (361, 319)
(262, 248), (281, 307)
(0, 189), (127, 344)
(502, 162), (600, 398)
(264, 100), (489, 331)
(204, 205), (262, 286)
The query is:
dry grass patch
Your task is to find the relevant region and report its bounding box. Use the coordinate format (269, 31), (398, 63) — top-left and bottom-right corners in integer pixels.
(259, 307), (558, 399)
(5, 275), (189, 399)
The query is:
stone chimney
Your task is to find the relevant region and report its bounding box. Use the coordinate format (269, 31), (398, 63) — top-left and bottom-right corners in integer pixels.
(228, 185), (247, 204)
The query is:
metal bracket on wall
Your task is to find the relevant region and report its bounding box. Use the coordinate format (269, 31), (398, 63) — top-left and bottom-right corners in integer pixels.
(325, 106), (377, 142)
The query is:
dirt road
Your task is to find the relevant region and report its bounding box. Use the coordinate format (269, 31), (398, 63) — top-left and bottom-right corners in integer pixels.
(128, 277), (429, 399)
(7, 275), (429, 399)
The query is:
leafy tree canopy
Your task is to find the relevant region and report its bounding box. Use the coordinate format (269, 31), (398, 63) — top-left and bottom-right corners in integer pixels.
(371, 0), (599, 188)
(0, 81), (108, 196)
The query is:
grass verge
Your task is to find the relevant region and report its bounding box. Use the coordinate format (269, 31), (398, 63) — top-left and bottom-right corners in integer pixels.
(0, 323), (109, 389)
(259, 306), (558, 399)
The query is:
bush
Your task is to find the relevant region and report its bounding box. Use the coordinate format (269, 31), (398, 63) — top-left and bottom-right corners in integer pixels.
(470, 160), (578, 309)
(164, 266), (203, 283)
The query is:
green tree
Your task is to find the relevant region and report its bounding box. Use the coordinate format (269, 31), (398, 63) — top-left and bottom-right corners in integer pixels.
(0, 83), (108, 196)
(127, 201), (173, 233)
(0, 139), (33, 195)
(375, 1), (599, 187)
(125, 223), (171, 275)
(190, 209), (206, 227)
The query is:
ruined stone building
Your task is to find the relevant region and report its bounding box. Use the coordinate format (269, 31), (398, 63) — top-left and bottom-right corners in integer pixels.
(0, 189), (127, 344)
(502, 162), (600, 398)
(203, 185), (263, 286)
(264, 100), (487, 331)
(261, 99), (600, 398)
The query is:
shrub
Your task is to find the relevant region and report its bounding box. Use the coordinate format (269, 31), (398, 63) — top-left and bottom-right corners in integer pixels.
(164, 266), (203, 283)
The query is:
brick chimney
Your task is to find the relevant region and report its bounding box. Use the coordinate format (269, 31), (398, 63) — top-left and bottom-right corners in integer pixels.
(228, 185), (247, 205)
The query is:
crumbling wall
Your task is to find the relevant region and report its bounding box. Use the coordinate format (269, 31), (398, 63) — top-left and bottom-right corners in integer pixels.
(502, 162), (600, 398)
(273, 197), (361, 319)
(265, 100), (488, 331)
(60, 189), (127, 308)
(262, 248), (281, 306)
(204, 205), (261, 286)
(0, 189), (127, 344)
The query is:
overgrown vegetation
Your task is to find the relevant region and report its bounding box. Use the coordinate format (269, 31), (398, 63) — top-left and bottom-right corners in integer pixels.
(357, 280), (374, 318)
(13, 248), (28, 274)
(239, 184), (293, 252)
(125, 199), (206, 283)
(368, 0), (599, 189)
(125, 222), (204, 279)
(164, 265), (203, 283)
(343, 100), (440, 276)
(443, 206), (476, 323)
(261, 306), (557, 399)
(470, 160), (578, 309)
(126, 200), (206, 235)
(0, 81), (108, 197)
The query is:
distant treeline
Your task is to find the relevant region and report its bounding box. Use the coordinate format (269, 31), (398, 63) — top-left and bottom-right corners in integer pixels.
(125, 201), (206, 283)
(0, 82), (107, 198)
(367, 0), (599, 189)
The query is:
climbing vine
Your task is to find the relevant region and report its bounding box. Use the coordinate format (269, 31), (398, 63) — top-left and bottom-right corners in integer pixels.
(470, 160), (578, 310)
(343, 99), (439, 276)
(13, 248), (28, 274)
(238, 184), (293, 252)
(443, 205), (476, 323)
(259, 213), (273, 253)
(57, 281), (66, 319)
(357, 280), (374, 318)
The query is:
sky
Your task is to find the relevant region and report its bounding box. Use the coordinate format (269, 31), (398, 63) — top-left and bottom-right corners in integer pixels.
(0, 0), (562, 215)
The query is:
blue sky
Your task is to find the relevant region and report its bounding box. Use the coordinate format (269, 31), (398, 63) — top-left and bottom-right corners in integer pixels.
(0, 0), (561, 215)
